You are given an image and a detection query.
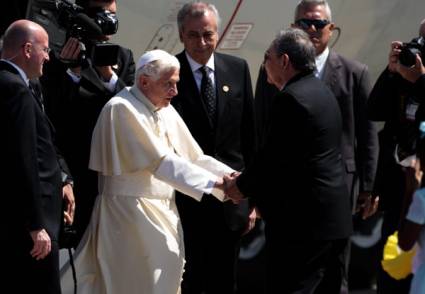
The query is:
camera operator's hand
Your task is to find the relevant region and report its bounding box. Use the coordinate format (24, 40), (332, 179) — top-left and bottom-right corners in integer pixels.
(60, 37), (82, 75)
(95, 65), (114, 82)
(388, 41), (403, 73)
(397, 53), (425, 83)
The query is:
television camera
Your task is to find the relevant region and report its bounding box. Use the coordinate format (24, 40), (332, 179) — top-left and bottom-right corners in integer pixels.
(27, 0), (120, 66)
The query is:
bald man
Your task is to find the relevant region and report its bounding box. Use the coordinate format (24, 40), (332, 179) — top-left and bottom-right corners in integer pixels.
(0, 20), (74, 294)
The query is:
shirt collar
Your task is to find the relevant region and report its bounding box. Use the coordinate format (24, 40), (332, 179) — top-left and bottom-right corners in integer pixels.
(315, 47), (329, 78)
(185, 51), (215, 73)
(1, 59), (29, 86)
(130, 85), (159, 114)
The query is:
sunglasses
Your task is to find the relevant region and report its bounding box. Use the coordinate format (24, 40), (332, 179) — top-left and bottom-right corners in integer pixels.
(295, 19), (330, 30)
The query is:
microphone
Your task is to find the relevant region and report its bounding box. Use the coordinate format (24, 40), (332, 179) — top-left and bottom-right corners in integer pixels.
(74, 13), (103, 37)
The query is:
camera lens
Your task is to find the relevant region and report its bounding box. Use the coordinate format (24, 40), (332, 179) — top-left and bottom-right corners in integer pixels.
(399, 45), (421, 67)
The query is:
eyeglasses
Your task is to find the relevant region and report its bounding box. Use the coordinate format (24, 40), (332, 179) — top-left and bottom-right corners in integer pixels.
(22, 43), (51, 54)
(39, 46), (51, 54)
(295, 19), (330, 30)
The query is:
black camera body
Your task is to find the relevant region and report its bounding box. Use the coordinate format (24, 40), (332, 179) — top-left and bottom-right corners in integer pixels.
(56, 0), (120, 66)
(57, 0), (118, 39)
(26, 0), (120, 66)
(399, 37), (425, 67)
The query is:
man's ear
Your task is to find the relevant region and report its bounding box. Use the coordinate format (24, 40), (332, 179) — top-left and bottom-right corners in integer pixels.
(23, 42), (32, 58)
(328, 23), (335, 34)
(281, 53), (289, 68)
(139, 74), (150, 89)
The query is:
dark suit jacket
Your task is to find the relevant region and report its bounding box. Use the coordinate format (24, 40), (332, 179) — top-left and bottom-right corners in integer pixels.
(238, 72), (353, 241)
(40, 46), (135, 242)
(0, 60), (63, 242)
(172, 51), (257, 232)
(322, 52), (378, 200)
(368, 68), (425, 218)
(255, 50), (378, 209)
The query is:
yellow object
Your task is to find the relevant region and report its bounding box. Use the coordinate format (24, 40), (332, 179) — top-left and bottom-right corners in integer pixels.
(381, 231), (416, 280)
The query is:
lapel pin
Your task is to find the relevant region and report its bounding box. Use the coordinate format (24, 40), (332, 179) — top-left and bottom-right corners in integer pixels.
(222, 85), (230, 92)
(112, 64), (119, 70)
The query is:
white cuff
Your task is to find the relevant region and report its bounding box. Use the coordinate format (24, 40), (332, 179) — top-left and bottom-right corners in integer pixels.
(66, 68), (81, 83)
(102, 72), (118, 92)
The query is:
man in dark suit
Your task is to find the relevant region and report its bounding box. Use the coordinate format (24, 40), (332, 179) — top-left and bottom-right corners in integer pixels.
(255, 0), (379, 291)
(225, 27), (353, 294)
(40, 0), (135, 246)
(171, 2), (257, 293)
(256, 0), (379, 217)
(0, 19), (74, 294)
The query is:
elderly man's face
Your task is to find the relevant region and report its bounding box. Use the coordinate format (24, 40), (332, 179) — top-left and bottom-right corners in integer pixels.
(144, 68), (180, 108)
(179, 12), (218, 65)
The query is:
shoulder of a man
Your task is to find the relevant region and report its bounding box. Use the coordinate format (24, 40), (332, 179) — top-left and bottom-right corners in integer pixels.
(330, 50), (368, 73)
(117, 45), (133, 57)
(214, 51), (247, 66)
(0, 69), (23, 86)
(285, 74), (336, 107)
(0, 70), (31, 103)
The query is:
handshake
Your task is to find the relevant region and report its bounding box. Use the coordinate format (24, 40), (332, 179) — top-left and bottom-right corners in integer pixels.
(215, 172), (245, 204)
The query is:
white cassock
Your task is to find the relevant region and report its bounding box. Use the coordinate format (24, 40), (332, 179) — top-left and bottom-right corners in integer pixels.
(60, 86), (234, 294)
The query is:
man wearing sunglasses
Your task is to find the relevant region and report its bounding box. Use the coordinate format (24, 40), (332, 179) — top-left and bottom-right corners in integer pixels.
(254, 0), (379, 292)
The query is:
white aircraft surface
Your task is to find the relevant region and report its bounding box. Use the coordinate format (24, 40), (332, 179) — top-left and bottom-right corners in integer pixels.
(112, 0), (425, 85)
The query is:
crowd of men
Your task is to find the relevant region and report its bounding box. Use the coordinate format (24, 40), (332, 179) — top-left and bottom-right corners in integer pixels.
(1, 0), (425, 293)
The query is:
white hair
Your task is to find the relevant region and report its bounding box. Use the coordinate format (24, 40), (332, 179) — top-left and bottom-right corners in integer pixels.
(135, 51), (180, 86)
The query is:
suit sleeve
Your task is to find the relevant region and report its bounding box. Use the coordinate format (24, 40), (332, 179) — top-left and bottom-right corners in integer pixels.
(367, 67), (401, 121)
(32, 76), (73, 184)
(40, 55), (81, 130)
(254, 66), (279, 148)
(7, 83), (45, 232)
(115, 48), (136, 91)
(56, 150), (73, 184)
(413, 74), (425, 99)
(353, 65), (379, 192)
(237, 94), (305, 200)
(240, 60), (258, 167)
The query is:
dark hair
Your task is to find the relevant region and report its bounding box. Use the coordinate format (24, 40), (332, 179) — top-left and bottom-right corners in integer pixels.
(272, 28), (316, 73)
(75, 0), (115, 9)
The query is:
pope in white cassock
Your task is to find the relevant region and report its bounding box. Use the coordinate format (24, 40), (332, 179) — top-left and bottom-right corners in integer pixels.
(60, 49), (235, 294)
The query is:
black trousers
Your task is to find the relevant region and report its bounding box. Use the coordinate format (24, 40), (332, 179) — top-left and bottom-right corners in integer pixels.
(267, 239), (347, 294)
(178, 194), (241, 294)
(5, 237), (61, 294)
